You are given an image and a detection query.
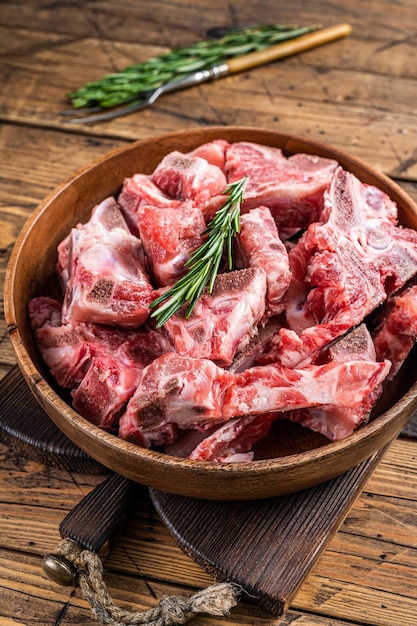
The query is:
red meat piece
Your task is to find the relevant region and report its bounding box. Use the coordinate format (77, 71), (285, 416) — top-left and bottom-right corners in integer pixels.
(151, 150), (227, 219)
(118, 173), (182, 236)
(275, 167), (417, 367)
(29, 296), (171, 430)
(287, 325), (383, 440)
(237, 206), (291, 316)
(137, 202), (206, 286)
(118, 352), (235, 447)
(225, 141), (338, 228)
(372, 281), (417, 378)
(162, 267), (267, 366)
(61, 197), (154, 328)
(188, 139), (230, 170)
(223, 358), (391, 427)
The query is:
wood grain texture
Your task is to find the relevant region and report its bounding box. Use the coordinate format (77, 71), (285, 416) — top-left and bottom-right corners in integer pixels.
(1, 0), (417, 624)
(1, 437), (416, 626)
(150, 449), (386, 615)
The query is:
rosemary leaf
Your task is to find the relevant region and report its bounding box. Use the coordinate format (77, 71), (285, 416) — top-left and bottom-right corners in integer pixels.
(149, 176), (249, 327)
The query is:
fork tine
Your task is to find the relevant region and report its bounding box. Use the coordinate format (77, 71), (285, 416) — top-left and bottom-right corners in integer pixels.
(65, 97), (151, 124)
(61, 105), (104, 116)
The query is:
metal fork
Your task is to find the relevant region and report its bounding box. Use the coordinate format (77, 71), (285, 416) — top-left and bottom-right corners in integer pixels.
(65, 66), (230, 124)
(64, 23), (351, 124)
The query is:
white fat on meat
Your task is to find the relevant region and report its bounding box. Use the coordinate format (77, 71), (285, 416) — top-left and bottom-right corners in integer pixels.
(223, 358), (391, 428)
(237, 206), (291, 316)
(162, 267), (267, 366)
(118, 352), (235, 448)
(225, 141), (338, 229)
(137, 202), (206, 286)
(61, 197), (154, 328)
(275, 167), (417, 368)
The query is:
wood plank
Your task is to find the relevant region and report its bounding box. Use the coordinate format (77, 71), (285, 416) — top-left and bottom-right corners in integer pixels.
(292, 573), (417, 626)
(2, 5), (417, 180)
(1, 2), (417, 623)
(0, 549), (361, 626)
(1, 431), (416, 624)
(2, 0), (417, 45)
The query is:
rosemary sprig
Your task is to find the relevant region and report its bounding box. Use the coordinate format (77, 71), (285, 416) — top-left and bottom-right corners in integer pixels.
(68, 23), (319, 109)
(149, 176), (249, 327)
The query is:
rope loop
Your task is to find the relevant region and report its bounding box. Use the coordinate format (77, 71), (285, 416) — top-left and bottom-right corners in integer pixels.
(50, 538), (240, 626)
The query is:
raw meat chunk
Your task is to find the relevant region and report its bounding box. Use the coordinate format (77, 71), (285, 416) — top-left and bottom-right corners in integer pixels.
(29, 296), (172, 429)
(188, 139), (230, 170)
(57, 196), (133, 288)
(118, 352), (235, 447)
(287, 325), (382, 440)
(162, 267), (267, 366)
(151, 150), (227, 218)
(118, 173), (182, 235)
(61, 197), (154, 328)
(223, 359), (391, 426)
(237, 206), (291, 316)
(137, 202), (206, 286)
(70, 348), (143, 430)
(275, 167), (417, 367)
(225, 141), (338, 228)
(188, 412), (277, 461)
(372, 281), (417, 378)
(29, 297), (92, 389)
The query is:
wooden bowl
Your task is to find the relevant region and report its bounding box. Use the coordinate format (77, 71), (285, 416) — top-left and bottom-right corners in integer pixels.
(5, 126), (417, 500)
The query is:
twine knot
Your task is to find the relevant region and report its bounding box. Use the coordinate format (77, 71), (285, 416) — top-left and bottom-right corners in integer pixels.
(46, 538), (240, 626)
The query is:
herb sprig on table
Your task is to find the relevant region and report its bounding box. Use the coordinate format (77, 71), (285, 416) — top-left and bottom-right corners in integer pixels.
(149, 176), (249, 327)
(67, 23), (318, 110)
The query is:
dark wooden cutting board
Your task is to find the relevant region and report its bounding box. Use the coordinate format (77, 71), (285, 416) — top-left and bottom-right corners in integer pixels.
(1, 365), (416, 616)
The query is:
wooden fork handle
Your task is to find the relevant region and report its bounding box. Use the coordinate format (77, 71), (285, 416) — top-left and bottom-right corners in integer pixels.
(226, 23), (352, 74)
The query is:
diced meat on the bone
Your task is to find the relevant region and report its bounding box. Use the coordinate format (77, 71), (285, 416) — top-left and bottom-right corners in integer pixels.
(162, 267), (267, 366)
(61, 197), (154, 328)
(275, 167), (417, 368)
(118, 173), (183, 235)
(29, 296), (172, 430)
(118, 353), (235, 447)
(29, 297), (92, 388)
(286, 325), (382, 440)
(223, 359), (391, 428)
(71, 348), (143, 430)
(237, 206), (291, 315)
(151, 150), (227, 219)
(372, 282), (417, 378)
(137, 202), (206, 286)
(225, 141), (338, 228)
(188, 412), (276, 461)
(57, 197), (132, 287)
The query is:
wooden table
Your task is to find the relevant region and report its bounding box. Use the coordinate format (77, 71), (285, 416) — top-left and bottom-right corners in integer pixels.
(1, 1), (417, 624)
